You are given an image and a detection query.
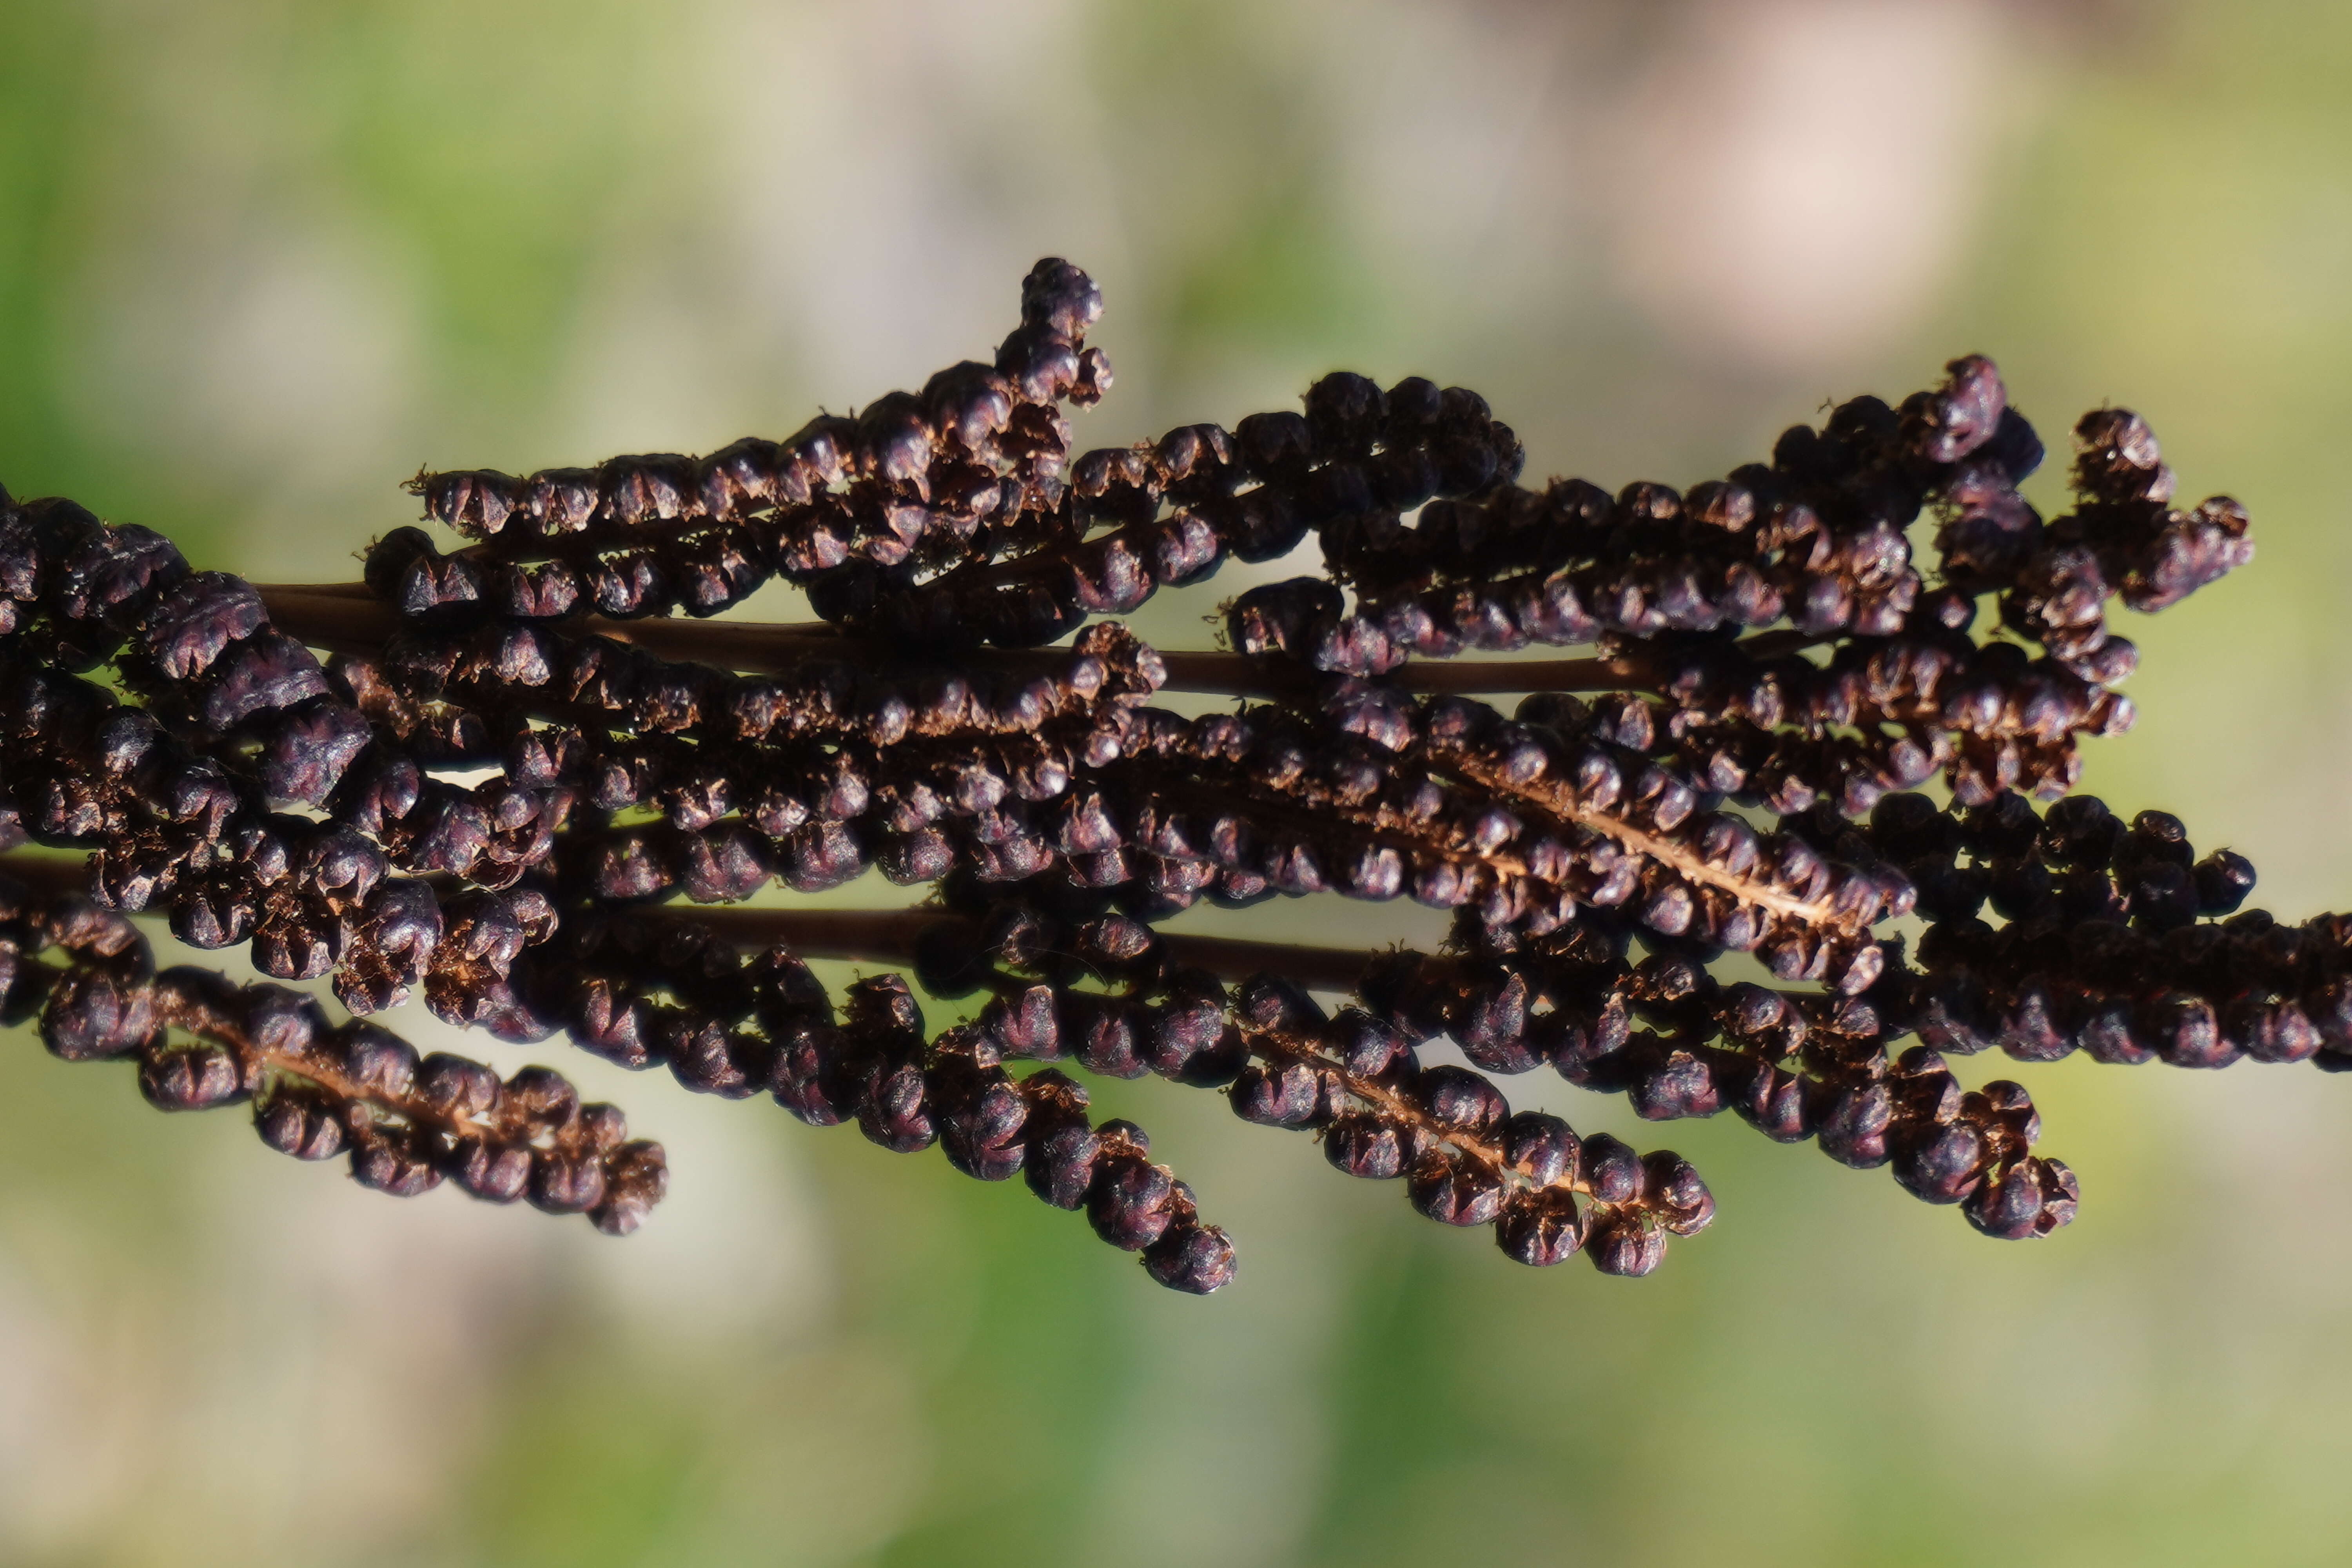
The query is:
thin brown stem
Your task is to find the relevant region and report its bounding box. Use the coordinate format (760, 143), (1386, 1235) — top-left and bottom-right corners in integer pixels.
(258, 581), (377, 601)
(0, 852), (94, 900)
(151, 981), (484, 1147)
(4, 853), (1847, 1018)
(1434, 743), (1860, 934)
(1248, 1023), (1608, 1205)
(652, 902), (1376, 991)
(258, 588), (401, 660)
(252, 582), (1671, 696)
(0, 851), (588, 1157)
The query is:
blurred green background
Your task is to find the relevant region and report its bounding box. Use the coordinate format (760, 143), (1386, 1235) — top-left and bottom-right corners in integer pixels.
(4, 1), (2351, 1564)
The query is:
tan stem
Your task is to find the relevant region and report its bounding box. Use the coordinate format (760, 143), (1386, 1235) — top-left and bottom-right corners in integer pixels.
(1437, 745), (1855, 933)
(156, 981), (492, 1145)
(1247, 1024), (1623, 1213)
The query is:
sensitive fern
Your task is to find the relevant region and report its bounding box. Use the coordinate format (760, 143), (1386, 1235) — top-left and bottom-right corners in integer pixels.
(0, 258), (2289, 1289)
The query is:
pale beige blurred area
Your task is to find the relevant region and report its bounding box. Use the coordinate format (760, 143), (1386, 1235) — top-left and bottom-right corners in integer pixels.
(1606, 0), (2020, 369)
(6, 1), (2352, 1565)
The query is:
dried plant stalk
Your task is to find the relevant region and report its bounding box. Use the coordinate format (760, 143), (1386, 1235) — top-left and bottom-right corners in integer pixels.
(0, 259), (2287, 1290)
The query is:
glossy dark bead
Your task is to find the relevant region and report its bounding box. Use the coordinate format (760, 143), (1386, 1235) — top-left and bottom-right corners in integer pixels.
(1496, 1189), (1583, 1266)
(1406, 1151), (1503, 1227)
(1586, 1212), (1666, 1277)
(255, 1089), (347, 1161)
(1143, 1223), (1237, 1294)
(1323, 1113), (1412, 1180)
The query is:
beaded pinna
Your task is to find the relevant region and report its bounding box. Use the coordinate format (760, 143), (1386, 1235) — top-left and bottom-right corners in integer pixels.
(0, 258), (2282, 1290)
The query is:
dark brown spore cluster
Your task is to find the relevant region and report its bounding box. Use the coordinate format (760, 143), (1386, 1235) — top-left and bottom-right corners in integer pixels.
(0, 860), (661, 1231)
(0, 258), (2287, 1290)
